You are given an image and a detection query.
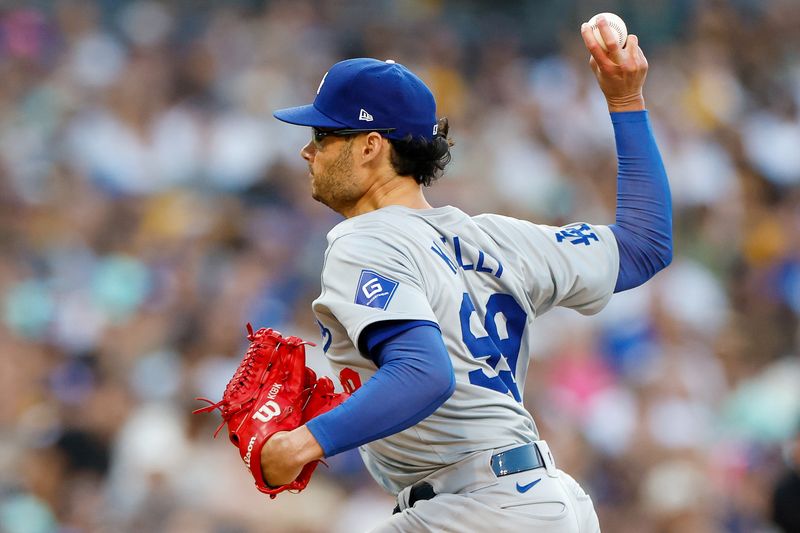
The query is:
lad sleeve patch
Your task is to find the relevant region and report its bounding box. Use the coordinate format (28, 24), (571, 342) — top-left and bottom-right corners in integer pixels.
(354, 270), (399, 310)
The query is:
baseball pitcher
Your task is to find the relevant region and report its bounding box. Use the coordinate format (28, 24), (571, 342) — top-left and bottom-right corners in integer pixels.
(199, 17), (671, 532)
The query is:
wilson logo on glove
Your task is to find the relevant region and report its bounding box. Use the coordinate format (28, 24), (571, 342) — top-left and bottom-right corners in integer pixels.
(243, 436), (257, 469)
(193, 324), (349, 499)
(253, 400), (281, 422)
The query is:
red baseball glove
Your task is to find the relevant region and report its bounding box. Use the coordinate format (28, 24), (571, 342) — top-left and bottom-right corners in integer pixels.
(193, 324), (312, 497)
(193, 324), (348, 499)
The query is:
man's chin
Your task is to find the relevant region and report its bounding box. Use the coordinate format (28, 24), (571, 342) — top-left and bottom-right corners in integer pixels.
(311, 190), (331, 209)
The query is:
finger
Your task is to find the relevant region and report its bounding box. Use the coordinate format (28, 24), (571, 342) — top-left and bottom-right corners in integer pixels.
(631, 35), (648, 66)
(626, 34), (648, 70)
(589, 56), (601, 78)
(580, 22), (615, 69)
(625, 34), (642, 68)
(638, 46), (648, 69)
(597, 16), (624, 63)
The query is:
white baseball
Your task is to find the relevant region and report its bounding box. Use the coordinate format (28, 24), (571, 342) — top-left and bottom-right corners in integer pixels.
(588, 12), (628, 52)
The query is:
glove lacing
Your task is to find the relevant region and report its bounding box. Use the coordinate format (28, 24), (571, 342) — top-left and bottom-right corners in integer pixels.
(193, 324), (282, 436)
(193, 324), (316, 437)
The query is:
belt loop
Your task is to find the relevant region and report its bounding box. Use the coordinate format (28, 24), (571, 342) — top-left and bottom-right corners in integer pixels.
(393, 481), (436, 514)
(409, 482), (436, 506)
(535, 440), (558, 478)
(393, 483), (414, 514)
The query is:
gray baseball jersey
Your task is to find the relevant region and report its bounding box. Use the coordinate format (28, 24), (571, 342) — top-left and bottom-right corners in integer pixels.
(313, 205), (619, 495)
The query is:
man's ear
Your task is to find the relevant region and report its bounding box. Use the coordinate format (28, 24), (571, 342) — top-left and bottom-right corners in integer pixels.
(358, 132), (388, 167)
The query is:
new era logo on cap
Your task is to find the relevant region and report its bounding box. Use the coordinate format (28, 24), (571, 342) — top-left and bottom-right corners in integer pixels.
(273, 58), (438, 141)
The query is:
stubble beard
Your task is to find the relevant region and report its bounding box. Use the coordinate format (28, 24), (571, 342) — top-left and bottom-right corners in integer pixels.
(311, 141), (360, 215)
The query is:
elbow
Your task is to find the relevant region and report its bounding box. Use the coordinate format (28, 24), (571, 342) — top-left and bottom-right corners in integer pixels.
(613, 230), (673, 293)
(637, 240), (671, 285)
(442, 370), (456, 401)
(397, 356), (455, 416)
(637, 225), (673, 276)
(657, 223), (673, 270)
(656, 240), (673, 272)
(662, 246), (673, 269)
(409, 364), (454, 426)
(431, 366), (456, 407)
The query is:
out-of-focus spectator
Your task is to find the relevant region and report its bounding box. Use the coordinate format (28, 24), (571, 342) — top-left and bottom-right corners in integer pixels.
(773, 423), (800, 533)
(0, 1), (799, 531)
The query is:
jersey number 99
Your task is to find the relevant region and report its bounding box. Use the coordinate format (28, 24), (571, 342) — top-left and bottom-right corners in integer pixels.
(459, 293), (526, 402)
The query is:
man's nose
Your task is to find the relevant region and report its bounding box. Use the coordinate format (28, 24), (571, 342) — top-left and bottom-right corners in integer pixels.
(301, 140), (315, 162)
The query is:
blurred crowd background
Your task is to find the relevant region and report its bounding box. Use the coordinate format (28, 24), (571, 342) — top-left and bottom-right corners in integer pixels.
(1, 0), (799, 532)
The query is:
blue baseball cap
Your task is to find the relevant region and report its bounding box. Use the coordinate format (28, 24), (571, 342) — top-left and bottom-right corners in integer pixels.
(273, 58), (438, 141)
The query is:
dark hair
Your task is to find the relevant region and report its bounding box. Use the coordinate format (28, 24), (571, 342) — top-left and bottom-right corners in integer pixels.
(389, 117), (454, 186)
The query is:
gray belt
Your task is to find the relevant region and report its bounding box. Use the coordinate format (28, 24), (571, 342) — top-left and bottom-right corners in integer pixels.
(393, 443), (545, 513)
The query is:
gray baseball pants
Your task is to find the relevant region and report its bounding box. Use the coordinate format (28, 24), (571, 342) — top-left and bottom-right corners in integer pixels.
(371, 441), (601, 533)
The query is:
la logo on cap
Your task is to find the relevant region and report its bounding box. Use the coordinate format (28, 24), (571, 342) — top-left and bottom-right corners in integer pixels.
(317, 72), (328, 95)
(359, 108), (374, 121)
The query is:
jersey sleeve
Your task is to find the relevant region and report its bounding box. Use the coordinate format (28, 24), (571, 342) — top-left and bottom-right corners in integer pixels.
(480, 216), (620, 316)
(314, 232), (438, 350)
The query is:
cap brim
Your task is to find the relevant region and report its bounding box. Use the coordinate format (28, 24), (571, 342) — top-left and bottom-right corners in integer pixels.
(272, 104), (346, 128)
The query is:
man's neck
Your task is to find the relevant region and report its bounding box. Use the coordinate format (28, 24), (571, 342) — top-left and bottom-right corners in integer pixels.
(342, 175), (431, 218)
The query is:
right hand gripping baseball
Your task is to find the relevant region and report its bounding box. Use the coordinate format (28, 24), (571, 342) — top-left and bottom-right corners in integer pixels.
(580, 16), (648, 112)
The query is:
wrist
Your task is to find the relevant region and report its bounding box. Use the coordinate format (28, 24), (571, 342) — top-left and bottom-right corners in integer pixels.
(275, 426), (324, 467)
(606, 94), (645, 113)
(296, 425), (325, 464)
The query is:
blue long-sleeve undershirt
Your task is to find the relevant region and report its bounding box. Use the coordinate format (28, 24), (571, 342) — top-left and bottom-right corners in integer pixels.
(305, 321), (455, 457)
(609, 110), (673, 292)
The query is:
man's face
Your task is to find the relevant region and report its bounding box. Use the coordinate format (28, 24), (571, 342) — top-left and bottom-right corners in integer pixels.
(301, 131), (362, 214)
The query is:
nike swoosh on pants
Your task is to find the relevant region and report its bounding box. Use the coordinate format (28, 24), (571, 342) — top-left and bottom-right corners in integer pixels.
(515, 478), (542, 493)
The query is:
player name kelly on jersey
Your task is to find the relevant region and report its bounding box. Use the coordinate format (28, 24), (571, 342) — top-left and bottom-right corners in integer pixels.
(430, 235), (504, 278)
(313, 205), (619, 493)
